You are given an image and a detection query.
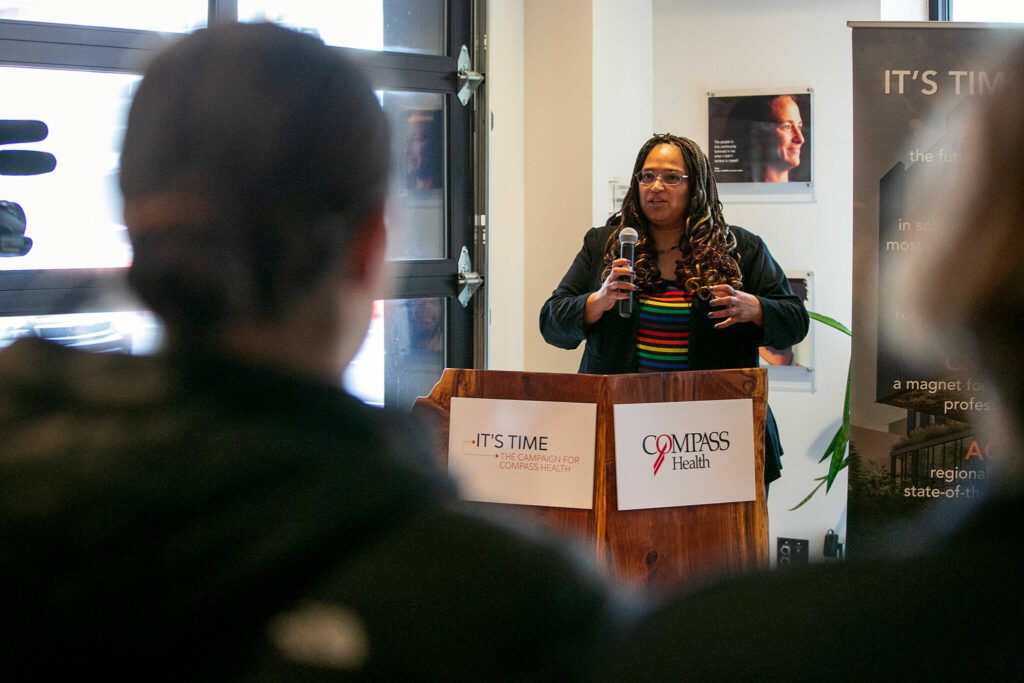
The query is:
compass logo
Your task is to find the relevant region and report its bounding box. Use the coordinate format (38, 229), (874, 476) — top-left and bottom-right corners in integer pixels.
(640, 431), (731, 476)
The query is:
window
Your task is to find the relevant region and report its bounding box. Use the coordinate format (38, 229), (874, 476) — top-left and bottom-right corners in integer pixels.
(238, 0), (445, 54)
(0, 67), (137, 271)
(951, 1), (1024, 22)
(0, 2), (206, 32)
(0, 1), (484, 412)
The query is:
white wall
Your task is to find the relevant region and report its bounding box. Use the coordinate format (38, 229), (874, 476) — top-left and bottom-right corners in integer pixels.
(651, 0), (879, 560)
(882, 0), (927, 21)
(520, 0), (594, 374)
(485, 0), (526, 371)
(489, 0), (894, 562)
(592, 0), (653, 226)
(487, 0), (654, 374)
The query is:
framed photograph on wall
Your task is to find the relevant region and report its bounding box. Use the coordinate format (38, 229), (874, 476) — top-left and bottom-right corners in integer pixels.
(708, 90), (812, 185)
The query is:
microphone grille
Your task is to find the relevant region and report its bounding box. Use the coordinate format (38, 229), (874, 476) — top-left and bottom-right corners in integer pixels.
(619, 227), (639, 245)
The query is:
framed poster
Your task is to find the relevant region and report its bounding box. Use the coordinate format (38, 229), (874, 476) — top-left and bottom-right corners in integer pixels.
(708, 90), (812, 185)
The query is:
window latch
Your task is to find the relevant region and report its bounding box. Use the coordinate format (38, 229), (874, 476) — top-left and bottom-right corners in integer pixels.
(457, 45), (484, 106)
(457, 245), (482, 307)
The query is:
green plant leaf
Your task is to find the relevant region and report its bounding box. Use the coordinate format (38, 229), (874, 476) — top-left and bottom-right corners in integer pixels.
(825, 363), (852, 492)
(789, 475), (828, 511)
(807, 311), (851, 336)
(819, 424), (845, 463)
(793, 311), (852, 505)
(825, 435), (849, 491)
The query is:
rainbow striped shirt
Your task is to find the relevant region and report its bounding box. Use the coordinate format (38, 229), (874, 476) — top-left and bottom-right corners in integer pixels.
(636, 283), (693, 372)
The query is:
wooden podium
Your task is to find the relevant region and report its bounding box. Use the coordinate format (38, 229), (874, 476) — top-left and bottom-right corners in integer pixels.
(413, 367), (769, 592)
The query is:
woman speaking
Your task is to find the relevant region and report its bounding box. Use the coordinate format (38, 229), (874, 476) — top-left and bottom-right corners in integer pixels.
(539, 133), (808, 485)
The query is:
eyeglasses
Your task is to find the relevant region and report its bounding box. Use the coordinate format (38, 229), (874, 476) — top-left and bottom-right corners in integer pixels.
(636, 170), (688, 186)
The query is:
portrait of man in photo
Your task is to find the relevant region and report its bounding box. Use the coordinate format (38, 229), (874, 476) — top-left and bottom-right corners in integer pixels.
(709, 92), (812, 184)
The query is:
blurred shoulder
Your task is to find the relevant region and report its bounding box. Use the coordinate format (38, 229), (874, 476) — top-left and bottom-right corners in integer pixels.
(334, 500), (610, 601)
(286, 502), (619, 679)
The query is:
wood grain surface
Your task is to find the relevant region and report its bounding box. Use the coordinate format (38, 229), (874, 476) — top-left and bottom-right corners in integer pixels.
(412, 368), (769, 593)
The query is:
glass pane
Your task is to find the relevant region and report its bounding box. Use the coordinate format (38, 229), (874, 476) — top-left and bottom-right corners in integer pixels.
(239, 0), (445, 55)
(344, 300), (387, 405)
(0, 67), (138, 271)
(344, 298), (447, 410)
(0, 304), (441, 411)
(0, 1), (206, 32)
(952, 1), (1024, 21)
(0, 310), (162, 354)
(381, 91), (446, 260)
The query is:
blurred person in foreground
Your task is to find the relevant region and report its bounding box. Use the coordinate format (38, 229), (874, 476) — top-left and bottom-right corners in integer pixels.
(0, 23), (616, 680)
(601, 46), (1024, 681)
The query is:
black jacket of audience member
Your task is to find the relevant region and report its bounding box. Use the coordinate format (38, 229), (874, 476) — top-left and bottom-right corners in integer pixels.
(601, 491), (1024, 680)
(0, 338), (618, 681)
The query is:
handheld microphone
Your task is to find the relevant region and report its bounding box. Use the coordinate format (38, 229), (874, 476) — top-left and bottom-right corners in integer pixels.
(0, 120), (49, 146)
(618, 227), (638, 318)
(0, 150), (57, 176)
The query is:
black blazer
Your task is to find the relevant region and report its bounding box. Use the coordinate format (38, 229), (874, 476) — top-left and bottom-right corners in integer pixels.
(539, 223), (809, 482)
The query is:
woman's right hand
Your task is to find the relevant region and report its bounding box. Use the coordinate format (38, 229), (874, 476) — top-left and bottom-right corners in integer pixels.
(584, 257), (635, 325)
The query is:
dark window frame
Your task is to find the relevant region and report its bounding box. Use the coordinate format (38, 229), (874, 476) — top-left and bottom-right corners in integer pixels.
(0, 2), (480, 372)
(929, 0), (951, 22)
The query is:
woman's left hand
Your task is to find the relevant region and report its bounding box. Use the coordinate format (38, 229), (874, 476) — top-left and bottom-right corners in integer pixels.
(708, 284), (763, 329)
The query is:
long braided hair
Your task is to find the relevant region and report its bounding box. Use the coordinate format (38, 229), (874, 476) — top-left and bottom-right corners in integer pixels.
(602, 134), (741, 299)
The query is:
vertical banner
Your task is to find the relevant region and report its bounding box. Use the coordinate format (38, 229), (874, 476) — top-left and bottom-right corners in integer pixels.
(850, 24), (1022, 545)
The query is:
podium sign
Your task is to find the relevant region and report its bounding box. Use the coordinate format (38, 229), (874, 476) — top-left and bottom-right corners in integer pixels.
(448, 397), (597, 509)
(613, 398), (756, 510)
(414, 367), (769, 590)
